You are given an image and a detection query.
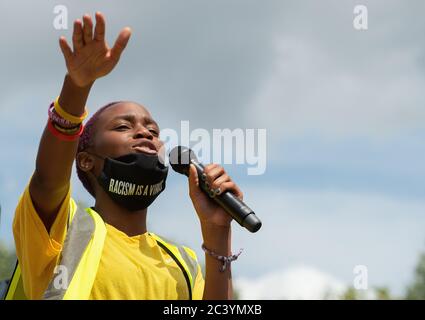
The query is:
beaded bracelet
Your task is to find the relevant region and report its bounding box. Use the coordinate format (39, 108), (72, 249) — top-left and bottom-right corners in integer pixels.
(48, 103), (77, 128)
(47, 119), (84, 142)
(201, 244), (243, 272)
(52, 121), (82, 135)
(54, 96), (88, 124)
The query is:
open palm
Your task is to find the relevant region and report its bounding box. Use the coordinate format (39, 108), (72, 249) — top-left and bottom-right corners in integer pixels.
(59, 12), (131, 87)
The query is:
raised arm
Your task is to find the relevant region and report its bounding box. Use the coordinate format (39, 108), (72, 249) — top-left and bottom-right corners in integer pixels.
(29, 12), (131, 231)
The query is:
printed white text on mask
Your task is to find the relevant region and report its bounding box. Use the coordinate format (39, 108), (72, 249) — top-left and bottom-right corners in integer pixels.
(108, 179), (164, 196)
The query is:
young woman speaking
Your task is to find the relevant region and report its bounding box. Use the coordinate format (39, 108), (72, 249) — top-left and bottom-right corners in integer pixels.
(7, 12), (244, 300)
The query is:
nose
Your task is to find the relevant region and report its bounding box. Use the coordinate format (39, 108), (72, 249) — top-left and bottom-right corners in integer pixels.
(133, 125), (154, 140)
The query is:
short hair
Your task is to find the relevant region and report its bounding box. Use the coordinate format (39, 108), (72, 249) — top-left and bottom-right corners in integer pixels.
(76, 101), (122, 197)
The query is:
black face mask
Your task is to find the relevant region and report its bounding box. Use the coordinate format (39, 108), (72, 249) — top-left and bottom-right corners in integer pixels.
(93, 152), (168, 211)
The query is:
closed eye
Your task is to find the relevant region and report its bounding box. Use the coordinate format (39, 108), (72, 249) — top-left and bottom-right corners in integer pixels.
(148, 128), (159, 136)
(114, 125), (131, 131)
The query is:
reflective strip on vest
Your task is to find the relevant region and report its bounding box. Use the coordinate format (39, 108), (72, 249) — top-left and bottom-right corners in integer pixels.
(179, 246), (199, 287)
(43, 206), (96, 299)
(150, 233), (200, 300)
(4, 262), (26, 300)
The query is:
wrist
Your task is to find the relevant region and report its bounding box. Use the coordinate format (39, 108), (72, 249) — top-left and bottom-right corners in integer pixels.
(58, 75), (93, 117)
(65, 73), (95, 89)
(201, 223), (231, 256)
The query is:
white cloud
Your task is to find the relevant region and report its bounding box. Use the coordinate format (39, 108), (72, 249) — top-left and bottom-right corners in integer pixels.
(235, 265), (347, 300)
(234, 265), (385, 300)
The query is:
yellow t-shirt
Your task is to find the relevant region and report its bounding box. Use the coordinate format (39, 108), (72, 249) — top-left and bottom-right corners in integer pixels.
(13, 183), (204, 300)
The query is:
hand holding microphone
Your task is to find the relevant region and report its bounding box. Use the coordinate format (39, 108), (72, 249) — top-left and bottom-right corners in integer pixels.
(169, 146), (262, 233)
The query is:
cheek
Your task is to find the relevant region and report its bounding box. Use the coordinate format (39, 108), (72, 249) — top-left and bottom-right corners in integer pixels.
(155, 139), (166, 155)
(155, 138), (164, 149)
(92, 158), (104, 177)
(95, 131), (130, 158)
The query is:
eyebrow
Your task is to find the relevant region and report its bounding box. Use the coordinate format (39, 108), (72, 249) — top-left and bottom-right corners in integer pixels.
(111, 114), (159, 128)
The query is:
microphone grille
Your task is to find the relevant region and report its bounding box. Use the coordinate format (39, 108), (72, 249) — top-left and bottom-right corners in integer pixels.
(169, 146), (198, 176)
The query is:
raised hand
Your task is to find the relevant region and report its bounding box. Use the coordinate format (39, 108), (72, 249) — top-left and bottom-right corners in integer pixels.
(59, 12), (131, 87)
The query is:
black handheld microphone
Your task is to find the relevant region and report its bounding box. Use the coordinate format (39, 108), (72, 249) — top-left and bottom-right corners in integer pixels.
(169, 146), (262, 233)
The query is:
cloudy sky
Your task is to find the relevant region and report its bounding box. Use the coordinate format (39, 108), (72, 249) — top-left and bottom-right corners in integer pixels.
(1, 0), (424, 299)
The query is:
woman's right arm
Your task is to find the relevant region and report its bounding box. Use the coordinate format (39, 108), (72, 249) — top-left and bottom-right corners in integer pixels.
(29, 12), (131, 231)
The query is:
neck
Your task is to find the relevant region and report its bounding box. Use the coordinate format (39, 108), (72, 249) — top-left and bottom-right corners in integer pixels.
(93, 187), (148, 237)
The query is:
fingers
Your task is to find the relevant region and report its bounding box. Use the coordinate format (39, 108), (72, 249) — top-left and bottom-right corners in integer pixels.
(59, 36), (73, 62)
(202, 164), (244, 200)
(203, 164), (225, 188)
(94, 12), (106, 42)
(72, 19), (84, 51)
(110, 27), (132, 62)
(82, 14), (93, 45)
(209, 174), (230, 194)
(188, 164), (202, 199)
(216, 181), (244, 200)
(71, 14), (93, 51)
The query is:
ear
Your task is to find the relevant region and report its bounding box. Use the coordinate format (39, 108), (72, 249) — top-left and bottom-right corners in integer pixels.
(76, 151), (96, 172)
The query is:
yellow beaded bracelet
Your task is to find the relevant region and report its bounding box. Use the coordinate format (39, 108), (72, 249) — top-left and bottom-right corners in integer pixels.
(54, 96), (88, 124)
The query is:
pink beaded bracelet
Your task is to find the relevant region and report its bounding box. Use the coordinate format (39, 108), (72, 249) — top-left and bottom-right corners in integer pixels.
(201, 244), (243, 272)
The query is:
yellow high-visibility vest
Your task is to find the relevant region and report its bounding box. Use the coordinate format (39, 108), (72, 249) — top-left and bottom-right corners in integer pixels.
(4, 204), (199, 300)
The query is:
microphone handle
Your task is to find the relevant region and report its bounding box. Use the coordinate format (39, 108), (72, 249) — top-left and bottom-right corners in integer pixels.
(189, 160), (262, 233)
